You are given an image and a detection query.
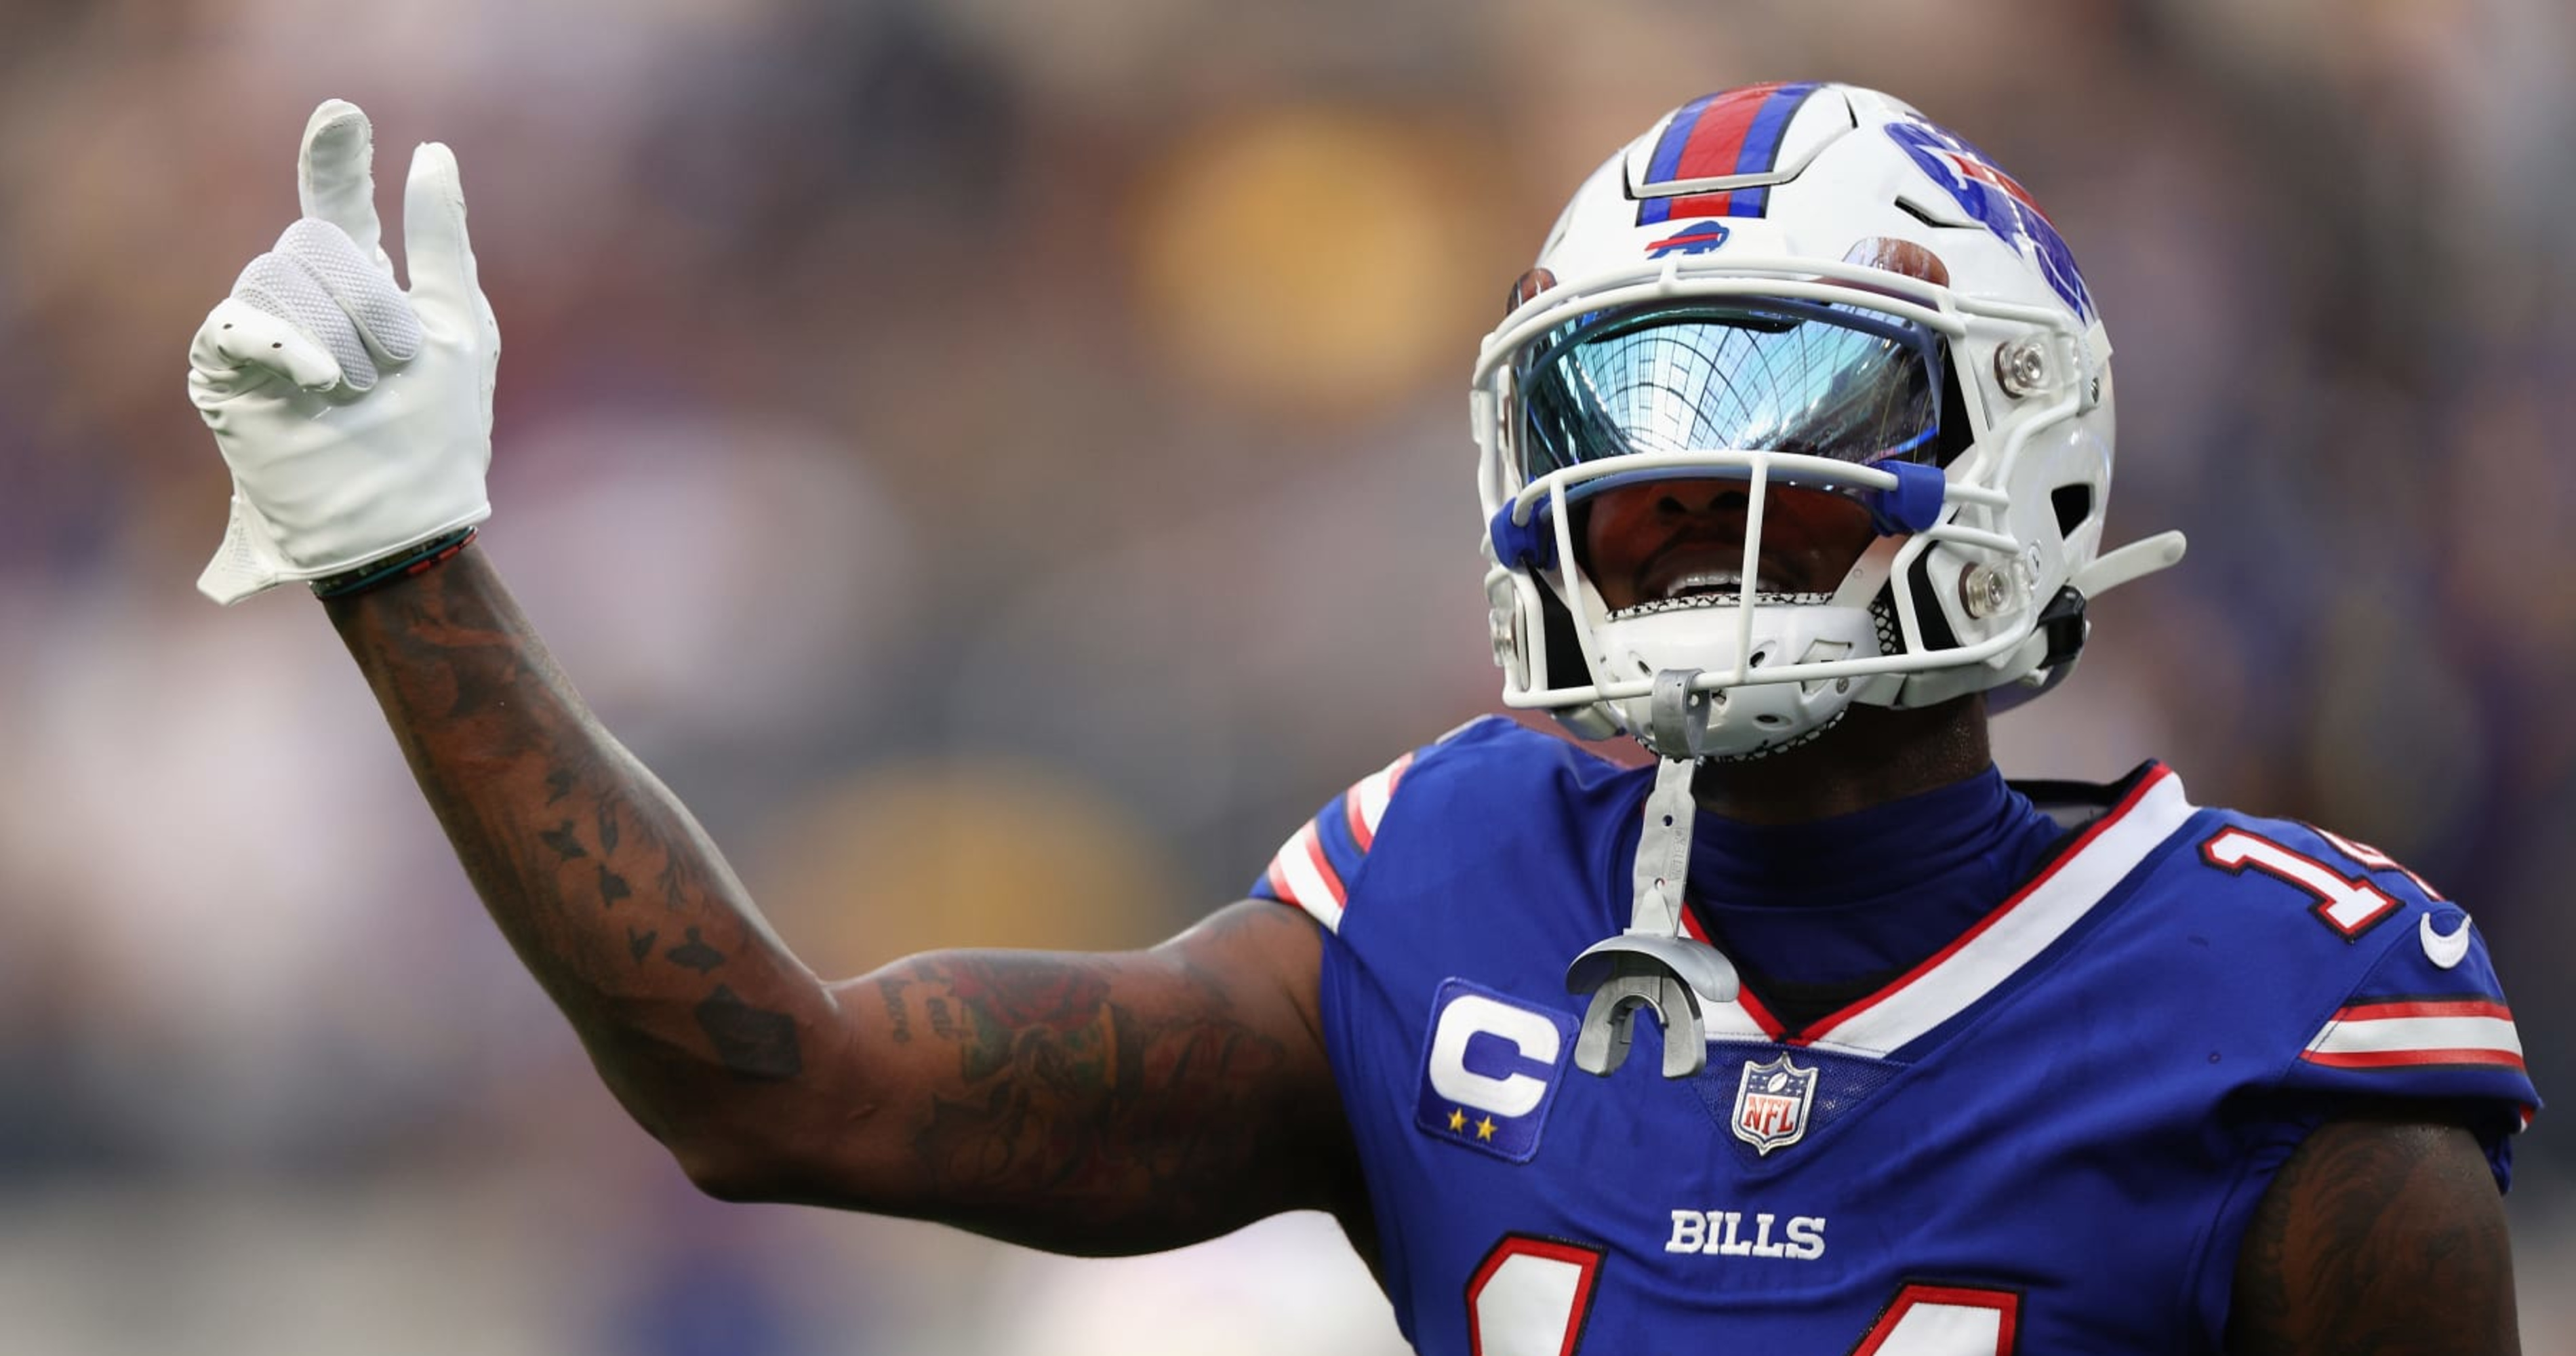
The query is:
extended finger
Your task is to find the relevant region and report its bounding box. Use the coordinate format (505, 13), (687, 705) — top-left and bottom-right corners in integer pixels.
(401, 142), (483, 330)
(190, 297), (342, 393)
(296, 99), (390, 275)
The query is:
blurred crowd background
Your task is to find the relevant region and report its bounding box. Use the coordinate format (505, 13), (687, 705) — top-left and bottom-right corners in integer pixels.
(2, 0), (2571, 1351)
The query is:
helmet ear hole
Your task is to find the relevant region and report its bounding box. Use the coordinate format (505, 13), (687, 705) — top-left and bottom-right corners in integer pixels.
(1538, 587), (1593, 687)
(1883, 575), (1961, 656)
(1932, 357), (1977, 468)
(2051, 483), (2094, 539)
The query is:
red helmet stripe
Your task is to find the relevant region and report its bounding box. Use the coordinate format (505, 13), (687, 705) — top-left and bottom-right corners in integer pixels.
(1639, 83), (1822, 224)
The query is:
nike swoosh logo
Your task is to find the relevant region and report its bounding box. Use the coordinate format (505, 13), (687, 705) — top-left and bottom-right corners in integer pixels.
(2420, 912), (2472, 970)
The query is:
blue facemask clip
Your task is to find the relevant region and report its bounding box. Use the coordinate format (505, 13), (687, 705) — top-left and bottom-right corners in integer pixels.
(1489, 502), (1558, 570)
(1865, 460), (1946, 535)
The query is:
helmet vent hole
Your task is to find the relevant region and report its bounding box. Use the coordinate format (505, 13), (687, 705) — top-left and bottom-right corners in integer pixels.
(1749, 648), (1771, 667)
(2051, 483), (2094, 538)
(1933, 359), (1976, 468)
(1755, 714), (1788, 727)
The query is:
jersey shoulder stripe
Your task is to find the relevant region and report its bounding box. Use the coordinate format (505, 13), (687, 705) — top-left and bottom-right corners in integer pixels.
(2302, 995), (2524, 1072)
(1347, 751), (1409, 852)
(1253, 749), (1417, 932)
(2240, 818), (2543, 1152)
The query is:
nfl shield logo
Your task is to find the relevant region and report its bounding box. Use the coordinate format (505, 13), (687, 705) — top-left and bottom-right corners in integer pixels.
(1730, 1055), (1818, 1156)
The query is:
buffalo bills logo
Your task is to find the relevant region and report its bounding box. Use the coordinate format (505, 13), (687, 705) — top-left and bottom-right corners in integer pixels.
(1731, 1054), (1818, 1155)
(1647, 220), (1731, 258)
(1885, 119), (2093, 320)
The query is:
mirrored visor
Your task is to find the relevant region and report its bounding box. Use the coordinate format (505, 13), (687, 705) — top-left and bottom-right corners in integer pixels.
(1513, 298), (1944, 487)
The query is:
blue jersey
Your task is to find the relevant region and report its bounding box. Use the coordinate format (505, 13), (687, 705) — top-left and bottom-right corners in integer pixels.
(1250, 717), (2535, 1355)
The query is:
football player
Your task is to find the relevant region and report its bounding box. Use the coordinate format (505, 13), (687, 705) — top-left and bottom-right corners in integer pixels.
(190, 87), (2531, 1353)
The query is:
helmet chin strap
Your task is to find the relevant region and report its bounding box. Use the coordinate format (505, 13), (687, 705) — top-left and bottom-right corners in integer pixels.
(1563, 669), (1743, 1078)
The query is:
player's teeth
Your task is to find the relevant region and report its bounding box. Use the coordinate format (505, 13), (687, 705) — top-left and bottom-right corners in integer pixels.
(1663, 571), (1742, 599)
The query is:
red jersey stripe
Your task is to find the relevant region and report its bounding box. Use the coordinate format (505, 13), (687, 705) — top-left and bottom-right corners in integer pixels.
(1300, 822), (1348, 908)
(2333, 999), (2513, 1024)
(2302, 1046), (2528, 1071)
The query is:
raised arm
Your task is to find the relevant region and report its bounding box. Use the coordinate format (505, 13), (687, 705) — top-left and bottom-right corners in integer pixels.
(328, 548), (1361, 1254)
(187, 100), (1361, 1260)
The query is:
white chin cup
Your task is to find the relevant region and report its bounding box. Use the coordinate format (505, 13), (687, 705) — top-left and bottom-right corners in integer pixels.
(1589, 597), (1883, 759)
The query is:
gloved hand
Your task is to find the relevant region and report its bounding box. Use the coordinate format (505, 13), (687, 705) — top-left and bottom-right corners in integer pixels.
(189, 98), (499, 603)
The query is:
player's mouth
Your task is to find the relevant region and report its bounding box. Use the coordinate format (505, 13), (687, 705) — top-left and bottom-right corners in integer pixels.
(1634, 542), (1810, 605)
(1582, 479), (1880, 612)
(1655, 567), (1790, 600)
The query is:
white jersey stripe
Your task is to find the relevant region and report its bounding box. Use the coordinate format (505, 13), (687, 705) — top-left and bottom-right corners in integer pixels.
(1803, 770), (2197, 1058)
(2307, 1014), (2523, 1060)
(1272, 822), (1348, 932)
(1266, 749), (1415, 934)
(1702, 1003), (1778, 1043)
(1263, 856), (1297, 905)
(1351, 751), (1414, 850)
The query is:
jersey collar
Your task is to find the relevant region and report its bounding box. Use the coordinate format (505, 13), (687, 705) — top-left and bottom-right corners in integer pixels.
(1685, 763), (2196, 1058)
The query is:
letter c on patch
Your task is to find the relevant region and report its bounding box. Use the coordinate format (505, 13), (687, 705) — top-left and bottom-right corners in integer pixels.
(1429, 993), (1562, 1117)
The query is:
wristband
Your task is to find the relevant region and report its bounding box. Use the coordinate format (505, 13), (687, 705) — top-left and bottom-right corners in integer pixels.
(310, 527), (478, 599)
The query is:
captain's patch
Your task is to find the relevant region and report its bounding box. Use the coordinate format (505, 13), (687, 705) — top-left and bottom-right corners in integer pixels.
(1415, 980), (1577, 1163)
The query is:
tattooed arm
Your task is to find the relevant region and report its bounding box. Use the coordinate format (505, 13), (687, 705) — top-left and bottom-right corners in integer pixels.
(2228, 1111), (2519, 1354)
(327, 548), (1362, 1257)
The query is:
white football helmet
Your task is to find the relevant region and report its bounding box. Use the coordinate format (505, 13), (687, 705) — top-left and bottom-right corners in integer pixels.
(1474, 83), (2186, 760)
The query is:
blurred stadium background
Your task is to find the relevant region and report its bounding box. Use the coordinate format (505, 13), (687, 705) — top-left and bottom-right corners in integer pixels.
(2, 0), (2571, 1351)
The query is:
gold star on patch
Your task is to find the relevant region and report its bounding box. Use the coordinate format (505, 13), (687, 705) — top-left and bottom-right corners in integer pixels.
(1448, 1107), (1466, 1132)
(1476, 1115), (1497, 1142)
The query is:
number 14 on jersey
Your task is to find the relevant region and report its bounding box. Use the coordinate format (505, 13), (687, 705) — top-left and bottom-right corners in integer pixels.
(1466, 1234), (2019, 1355)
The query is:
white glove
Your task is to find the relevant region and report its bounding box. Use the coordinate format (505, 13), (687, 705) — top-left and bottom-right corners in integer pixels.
(189, 98), (499, 603)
